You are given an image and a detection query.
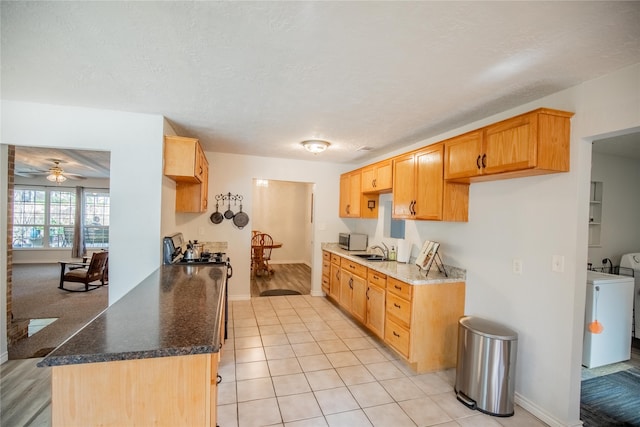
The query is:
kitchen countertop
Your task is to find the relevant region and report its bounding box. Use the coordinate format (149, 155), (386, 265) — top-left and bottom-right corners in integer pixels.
(38, 264), (227, 367)
(322, 243), (465, 285)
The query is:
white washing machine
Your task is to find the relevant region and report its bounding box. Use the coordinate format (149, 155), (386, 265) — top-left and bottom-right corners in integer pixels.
(620, 253), (640, 338)
(582, 271), (635, 368)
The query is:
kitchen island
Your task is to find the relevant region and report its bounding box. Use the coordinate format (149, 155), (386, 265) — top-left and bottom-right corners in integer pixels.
(38, 264), (227, 427)
(322, 243), (465, 373)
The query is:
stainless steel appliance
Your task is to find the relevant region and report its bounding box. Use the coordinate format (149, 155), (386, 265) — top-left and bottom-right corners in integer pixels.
(162, 233), (232, 338)
(338, 233), (368, 251)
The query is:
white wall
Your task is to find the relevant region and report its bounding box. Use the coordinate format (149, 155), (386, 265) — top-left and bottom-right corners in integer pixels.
(344, 64), (640, 426)
(588, 152), (640, 266)
(1, 101), (165, 326)
(252, 179), (313, 265)
(161, 151), (352, 300)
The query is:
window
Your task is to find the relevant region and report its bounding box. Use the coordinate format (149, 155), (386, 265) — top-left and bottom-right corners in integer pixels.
(84, 190), (110, 248)
(12, 186), (110, 249)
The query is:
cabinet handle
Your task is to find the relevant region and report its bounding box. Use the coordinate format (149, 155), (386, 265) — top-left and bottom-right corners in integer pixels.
(394, 303), (401, 309)
(394, 285), (402, 290)
(393, 331), (400, 338)
(199, 166), (203, 175)
(366, 288), (370, 299)
(346, 204), (350, 215)
(349, 278), (353, 289)
(481, 153), (487, 168)
(476, 155), (482, 169)
(372, 178), (376, 188)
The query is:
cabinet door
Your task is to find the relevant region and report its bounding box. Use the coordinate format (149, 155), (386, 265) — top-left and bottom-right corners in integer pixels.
(351, 275), (367, 323)
(443, 130), (484, 180)
(194, 143), (208, 183)
(361, 166), (376, 193)
(375, 160), (393, 191)
(392, 153), (415, 219)
(366, 284), (385, 339)
(484, 113), (536, 174)
(330, 263), (341, 300)
(414, 144), (443, 221)
(339, 172), (362, 218)
(340, 270), (353, 311)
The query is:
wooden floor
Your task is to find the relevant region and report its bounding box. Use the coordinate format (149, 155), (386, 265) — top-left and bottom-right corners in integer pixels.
(250, 262), (311, 297)
(1, 357), (51, 427)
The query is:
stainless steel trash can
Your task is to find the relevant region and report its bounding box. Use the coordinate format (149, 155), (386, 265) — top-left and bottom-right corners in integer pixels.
(454, 316), (518, 417)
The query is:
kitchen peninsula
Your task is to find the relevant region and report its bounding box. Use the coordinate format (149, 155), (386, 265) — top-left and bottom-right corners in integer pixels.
(322, 243), (466, 373)
(38, 264), (227, 427)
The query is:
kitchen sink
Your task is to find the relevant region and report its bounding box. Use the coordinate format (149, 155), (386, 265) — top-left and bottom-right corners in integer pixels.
(352, 254), (387, 261)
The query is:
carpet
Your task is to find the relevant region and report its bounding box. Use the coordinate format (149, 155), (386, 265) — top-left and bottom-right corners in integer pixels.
(260, 289), (302, 296)
(580, 367), (640, 426)
(9, 263), (107, 360)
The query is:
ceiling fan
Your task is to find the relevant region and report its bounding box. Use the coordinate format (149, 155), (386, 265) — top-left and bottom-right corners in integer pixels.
(14, 158), (85, 182)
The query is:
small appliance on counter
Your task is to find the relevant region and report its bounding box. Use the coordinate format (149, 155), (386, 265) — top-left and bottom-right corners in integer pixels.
(338, 233), (368, 251)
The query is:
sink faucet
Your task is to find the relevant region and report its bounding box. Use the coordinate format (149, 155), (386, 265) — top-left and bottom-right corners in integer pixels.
(370, 242), (389, 259)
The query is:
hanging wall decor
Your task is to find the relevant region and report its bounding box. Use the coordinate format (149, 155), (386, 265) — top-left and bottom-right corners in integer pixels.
(210, 193), (249, 229)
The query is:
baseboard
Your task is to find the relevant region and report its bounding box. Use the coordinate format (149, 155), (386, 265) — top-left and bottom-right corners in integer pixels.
(310, 290), (325, 297)
(515, 392), (583, 427)
(1, 351), (8, 364)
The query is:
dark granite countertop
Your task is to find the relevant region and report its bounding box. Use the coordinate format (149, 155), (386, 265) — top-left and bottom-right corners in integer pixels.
(38, 264), (227, 367)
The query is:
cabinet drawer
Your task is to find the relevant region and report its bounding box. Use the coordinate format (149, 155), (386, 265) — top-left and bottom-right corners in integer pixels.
(387, 277), (412, 300)
(343, 260), (367, 278)
(386, 292), (411, 327)
(323, 251), (331, 262)
(368, 270), (386, 288)
(331, 254), (341, 265)
(322, 275), (330, 293)
(385, 317), (410, 358)
(322, 259), (331, 277)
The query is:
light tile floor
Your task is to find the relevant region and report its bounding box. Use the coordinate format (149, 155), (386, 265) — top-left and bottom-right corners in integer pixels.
(218, 295), (549, 427)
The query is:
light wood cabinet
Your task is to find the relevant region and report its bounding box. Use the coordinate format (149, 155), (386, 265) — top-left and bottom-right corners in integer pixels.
(322, 251), (331, 294)
(366, 270), (386, 339)
(164, 136), (210, 213)
(393, 143), (469, 221)
(385, 276), (465, 372)
(339, 171), (362, 218)
(329, 254), (341, 300)
(444, 108), (574, 183)
(362, 159), (393, 193)
(340, 260), (367, 322)
(51, 353), (218, 426)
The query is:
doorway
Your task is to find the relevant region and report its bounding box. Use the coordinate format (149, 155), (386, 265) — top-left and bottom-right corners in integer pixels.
(6, 145), (110, 359)
(250, 179), (314, 296)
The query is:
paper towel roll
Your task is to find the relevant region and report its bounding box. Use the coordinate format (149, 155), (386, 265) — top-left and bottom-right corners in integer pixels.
(396, 240), (411, 263)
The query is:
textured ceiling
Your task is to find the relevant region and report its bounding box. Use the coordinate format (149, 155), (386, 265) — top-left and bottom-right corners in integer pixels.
(3, 1), (640, 172)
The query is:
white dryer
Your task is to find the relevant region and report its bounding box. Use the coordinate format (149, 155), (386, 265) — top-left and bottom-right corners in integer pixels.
(620, 253), (640, 338)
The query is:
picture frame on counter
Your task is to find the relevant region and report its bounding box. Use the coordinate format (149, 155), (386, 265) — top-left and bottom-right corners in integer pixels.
(415, 240), (447, 276)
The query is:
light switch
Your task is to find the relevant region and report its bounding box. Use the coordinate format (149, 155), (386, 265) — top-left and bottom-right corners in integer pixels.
(512, 258), (523, 275)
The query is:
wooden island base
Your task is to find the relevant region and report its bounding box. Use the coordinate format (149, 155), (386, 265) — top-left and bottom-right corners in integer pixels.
(51, 353), (218, 427)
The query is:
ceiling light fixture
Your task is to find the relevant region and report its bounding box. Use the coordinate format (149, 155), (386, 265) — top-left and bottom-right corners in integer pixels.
(46, 161), (67, 184)
(301, 140), (330, 154)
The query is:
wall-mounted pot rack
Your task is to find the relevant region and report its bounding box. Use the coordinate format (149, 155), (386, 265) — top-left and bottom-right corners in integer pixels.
(210, 192), (249, 229)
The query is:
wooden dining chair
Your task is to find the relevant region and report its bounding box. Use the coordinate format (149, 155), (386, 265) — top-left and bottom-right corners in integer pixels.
(251, 233), (273, 277)
(59, 251), (109, 292)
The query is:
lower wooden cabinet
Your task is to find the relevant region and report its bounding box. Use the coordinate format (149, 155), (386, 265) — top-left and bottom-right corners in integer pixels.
(322, 251), (331, 294)
(366, 270), (386, 339)
(51, 353), (218, 426)
(324, 253), (465, 373)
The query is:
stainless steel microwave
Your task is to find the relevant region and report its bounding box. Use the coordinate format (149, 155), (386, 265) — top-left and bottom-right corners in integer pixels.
(338, 233), (368, 251)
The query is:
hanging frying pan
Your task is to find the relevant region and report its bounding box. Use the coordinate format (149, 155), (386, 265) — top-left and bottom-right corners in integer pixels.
(233, 203), (249, 229)
(224, 196), (234, 219)
(210, 201), (223, 224)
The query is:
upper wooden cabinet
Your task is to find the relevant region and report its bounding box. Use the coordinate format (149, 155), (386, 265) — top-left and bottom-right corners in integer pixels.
(164, 136), (210, 213)
(164, 136), (208, 183)
(393, 143), (468, 222)
(362, 159), (392, 193)
(444, 108), (574, 183)
(339, 171), (362, 218)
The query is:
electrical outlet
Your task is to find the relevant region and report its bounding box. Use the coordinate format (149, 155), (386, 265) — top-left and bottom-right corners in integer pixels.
(512, 258), (523, 275)
(552, 255), (565, 273)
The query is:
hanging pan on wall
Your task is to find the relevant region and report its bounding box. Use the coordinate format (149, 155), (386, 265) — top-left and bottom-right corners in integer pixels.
(233, 202), (249, 229)
(210, 201), (223, 224)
